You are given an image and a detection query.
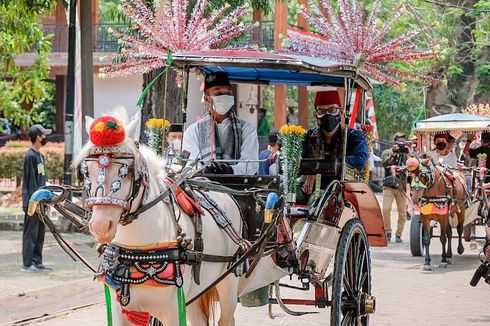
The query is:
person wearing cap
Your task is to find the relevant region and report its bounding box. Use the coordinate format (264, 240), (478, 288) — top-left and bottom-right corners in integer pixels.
(427, 133), (458, 167)
(21, 124), (52, 272)
(165, 123), (183, 163)
(258, 131), (281, 176)
(182, 71), (259, 175)
(381, 132), (411, 243)
(300, 90), (368, 195)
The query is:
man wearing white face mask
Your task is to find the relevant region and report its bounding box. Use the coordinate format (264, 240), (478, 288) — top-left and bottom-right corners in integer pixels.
(183, 72), (259, 175)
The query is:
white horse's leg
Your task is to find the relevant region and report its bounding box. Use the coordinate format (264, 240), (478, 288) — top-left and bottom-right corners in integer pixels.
(110, 296), (132, 326)
(216, 275), (239, 326)
(187, 302), (208, 326)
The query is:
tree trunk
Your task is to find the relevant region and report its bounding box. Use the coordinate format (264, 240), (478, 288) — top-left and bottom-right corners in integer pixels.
(425, 0), (483, 116)
(139, 68), (183, 143)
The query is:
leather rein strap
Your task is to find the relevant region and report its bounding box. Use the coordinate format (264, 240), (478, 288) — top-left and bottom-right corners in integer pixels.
(123, 160), (212, 224)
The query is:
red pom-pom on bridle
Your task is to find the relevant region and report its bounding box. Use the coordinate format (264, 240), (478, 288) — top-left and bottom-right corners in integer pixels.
(89, 116), (126, 147)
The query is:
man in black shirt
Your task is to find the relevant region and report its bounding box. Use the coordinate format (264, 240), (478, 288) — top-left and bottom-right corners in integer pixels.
(21, 124), (51, 272)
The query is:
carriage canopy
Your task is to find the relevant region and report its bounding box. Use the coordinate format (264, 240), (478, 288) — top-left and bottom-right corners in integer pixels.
(170, 50), (373, 90)
(413, 113), (490, 133)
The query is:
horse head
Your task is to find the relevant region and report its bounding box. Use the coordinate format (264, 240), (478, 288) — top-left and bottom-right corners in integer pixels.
(407, 157), (435, 205)
(73, 113), (153, 244)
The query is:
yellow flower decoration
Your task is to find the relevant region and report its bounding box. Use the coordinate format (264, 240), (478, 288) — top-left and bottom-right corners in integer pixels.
(146, 118), (170, 129)
(279, 124), (307, 135)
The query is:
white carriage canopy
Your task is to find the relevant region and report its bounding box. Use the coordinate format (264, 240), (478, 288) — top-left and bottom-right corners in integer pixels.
(413, 113), (490, 133)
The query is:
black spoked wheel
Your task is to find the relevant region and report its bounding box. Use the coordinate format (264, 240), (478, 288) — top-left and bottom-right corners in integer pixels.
(331, 219), (373, 326)
(410, 214), (423, 257)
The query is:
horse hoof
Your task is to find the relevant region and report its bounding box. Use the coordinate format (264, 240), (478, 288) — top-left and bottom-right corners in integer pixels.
(439, 262), (448, 268)
(423, 265), (432, 271)
(458, 246), (465, 255)
(446, 259), (452, 265)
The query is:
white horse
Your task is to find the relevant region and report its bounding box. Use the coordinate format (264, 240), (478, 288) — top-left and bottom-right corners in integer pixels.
(75, 115), (246, 326)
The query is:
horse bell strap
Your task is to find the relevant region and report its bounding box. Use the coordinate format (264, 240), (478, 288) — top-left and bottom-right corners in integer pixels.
(120, 266), (131, 306)
(195, 190), (243, 245)
(192, 213), (203, 285)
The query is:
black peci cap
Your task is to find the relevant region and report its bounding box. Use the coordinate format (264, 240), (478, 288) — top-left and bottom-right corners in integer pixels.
(204, 72), (231, 91)
(169, 123), (183, 132)
(269, 131), (281, 145)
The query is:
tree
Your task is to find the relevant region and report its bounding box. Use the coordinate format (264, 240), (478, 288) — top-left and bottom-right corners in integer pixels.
(138, 0), (272, 142)
(0, 1), (57, 131)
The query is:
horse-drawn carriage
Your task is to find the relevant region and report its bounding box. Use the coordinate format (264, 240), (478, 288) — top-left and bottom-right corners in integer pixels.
(30, 51), (387, 325)
(406, 113), (490, 264)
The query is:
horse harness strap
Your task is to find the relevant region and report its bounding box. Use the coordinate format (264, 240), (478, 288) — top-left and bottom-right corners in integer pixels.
(97, 243), (235, 307)
(194, 189), (248, 249)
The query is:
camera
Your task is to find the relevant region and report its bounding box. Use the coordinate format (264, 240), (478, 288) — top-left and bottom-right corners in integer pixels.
(395, 141), (409, 154)
(470, 242), (490, 287)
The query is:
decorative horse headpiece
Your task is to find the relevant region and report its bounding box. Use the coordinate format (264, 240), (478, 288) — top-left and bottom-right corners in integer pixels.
(408, 157), (434, 191)
(80, 115), (148, 225)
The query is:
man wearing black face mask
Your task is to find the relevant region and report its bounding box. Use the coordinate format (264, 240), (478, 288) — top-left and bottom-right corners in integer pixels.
(21, 124), (52, 272)
(301, 90), (368, 195)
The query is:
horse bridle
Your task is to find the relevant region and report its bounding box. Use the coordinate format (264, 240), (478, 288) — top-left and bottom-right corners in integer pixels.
(80, 144), (149, 225)
(410, 162), (436, 192)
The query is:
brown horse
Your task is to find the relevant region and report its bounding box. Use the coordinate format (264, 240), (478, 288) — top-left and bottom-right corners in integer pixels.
(409, 158), (467, 271)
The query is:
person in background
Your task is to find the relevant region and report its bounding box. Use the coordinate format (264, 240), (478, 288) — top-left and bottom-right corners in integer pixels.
(258, 131), (281, 176)
(257, 108), (270, 137)
(464, 133), (490, 247)
(286, 106), (298, 125)
(182, 71), (259, 175)
(427, 133), (458, 167)
(165, 123), (183, 162)
(22, 124), (52, 272)
(381, 132), (411, 243)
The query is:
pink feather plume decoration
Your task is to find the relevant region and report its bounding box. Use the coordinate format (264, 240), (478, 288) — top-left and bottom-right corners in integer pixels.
(284, 0), (437, 86)
(100, 0), (254, 78)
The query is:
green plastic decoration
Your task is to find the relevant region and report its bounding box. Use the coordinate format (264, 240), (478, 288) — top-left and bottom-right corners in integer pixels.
(104, 284), (113, 326)
(136, 50), (174, 108)
(177, 287), (187, 326)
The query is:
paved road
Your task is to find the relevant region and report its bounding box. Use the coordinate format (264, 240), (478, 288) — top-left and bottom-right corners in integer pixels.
(1, 202), (489, 325)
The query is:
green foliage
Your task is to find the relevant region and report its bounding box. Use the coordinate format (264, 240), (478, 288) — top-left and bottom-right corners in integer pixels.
(476, 62), (490, 94)
(373, 83), (425, 140)
(0, 0), (56, 131)
(0, 146), (64, 182)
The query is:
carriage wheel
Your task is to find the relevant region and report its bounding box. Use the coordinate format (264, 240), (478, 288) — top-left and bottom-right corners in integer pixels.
(331, 219), (373, 326)
(410, 214), (423, 257)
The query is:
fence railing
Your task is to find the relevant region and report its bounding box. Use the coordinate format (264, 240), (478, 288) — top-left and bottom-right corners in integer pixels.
(42, 21), (276, 53)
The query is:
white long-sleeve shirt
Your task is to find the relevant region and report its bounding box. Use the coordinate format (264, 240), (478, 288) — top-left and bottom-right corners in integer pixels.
(183, 117), (259, 175)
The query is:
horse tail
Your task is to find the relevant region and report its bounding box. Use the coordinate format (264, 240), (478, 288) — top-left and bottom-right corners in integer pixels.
(198, 286), (219, 323)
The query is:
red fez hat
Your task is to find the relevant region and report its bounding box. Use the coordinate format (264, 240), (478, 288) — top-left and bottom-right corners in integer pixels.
(315, 91), (341, 107)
